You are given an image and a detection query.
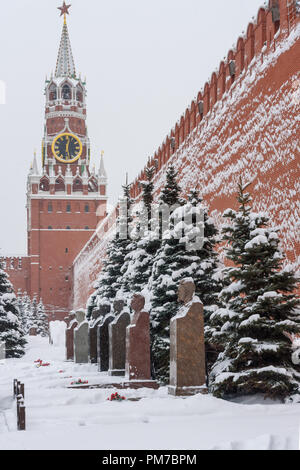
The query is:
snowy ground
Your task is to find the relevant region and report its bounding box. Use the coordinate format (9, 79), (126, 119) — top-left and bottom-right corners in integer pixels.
(0, 333), (299, 450)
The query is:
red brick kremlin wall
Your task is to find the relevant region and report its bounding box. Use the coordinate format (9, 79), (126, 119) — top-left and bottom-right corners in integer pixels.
(4, 1), (298, 313)
(72, 1), (300, 311)
(72, 209), (117, 310)
(0, 257), (30, 295)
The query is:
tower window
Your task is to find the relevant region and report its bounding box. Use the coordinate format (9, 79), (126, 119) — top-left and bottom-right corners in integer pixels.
(66, 204), (71, 213)
(76, 86), (83, 102)
(62, 84), (71, 100)
(40, 178), (50, 192)
(48, 203), (53, 213)
(48, 226), (53, 230)
(73, 178), (83, 192)
(84, 204), (90, 213)
(49, 84), (57, 101)
(55, 177), (65, 192)
(66, 226), (71, 230)
(65, 248), (69, 253)
(85, 226), (89, 230)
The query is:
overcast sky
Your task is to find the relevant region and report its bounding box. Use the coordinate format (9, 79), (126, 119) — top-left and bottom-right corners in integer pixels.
(0, 0), (264, 255)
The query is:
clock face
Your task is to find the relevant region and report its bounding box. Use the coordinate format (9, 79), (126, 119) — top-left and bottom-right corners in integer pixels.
(52, 133), (83, 163)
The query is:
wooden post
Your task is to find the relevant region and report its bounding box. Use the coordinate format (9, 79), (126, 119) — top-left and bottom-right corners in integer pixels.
(13, 379), (18, 398)
(17, 395), (21, 429)
(18, 401), (26, 431)
(17, 395), (26, 431)
(19, 383), (25, 400)
(16, 381), (22, 398)
(15, 380), (26, 431)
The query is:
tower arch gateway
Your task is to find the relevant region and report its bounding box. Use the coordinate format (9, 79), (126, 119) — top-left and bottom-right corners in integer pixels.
(25, 3), (108, 320)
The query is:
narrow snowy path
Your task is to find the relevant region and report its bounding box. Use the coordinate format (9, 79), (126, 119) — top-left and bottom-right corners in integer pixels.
(0, 336), (299, 450)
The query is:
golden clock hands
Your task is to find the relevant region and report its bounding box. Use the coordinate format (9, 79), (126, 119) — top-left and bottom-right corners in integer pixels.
(66, 136), (70, 159)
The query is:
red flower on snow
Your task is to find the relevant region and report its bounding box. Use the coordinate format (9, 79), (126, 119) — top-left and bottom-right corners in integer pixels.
(108, 392), (126, 402)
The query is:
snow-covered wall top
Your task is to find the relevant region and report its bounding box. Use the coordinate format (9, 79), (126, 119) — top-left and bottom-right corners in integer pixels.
(130, 0), (300, 198)
(72, 2), (300, 310)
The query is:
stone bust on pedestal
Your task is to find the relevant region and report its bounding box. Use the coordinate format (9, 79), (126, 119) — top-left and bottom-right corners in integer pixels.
(108, 299), (130, 377)
(169, 278), (207, 396)
(177, 278), (196, 305)
(125, 294), (157, 388)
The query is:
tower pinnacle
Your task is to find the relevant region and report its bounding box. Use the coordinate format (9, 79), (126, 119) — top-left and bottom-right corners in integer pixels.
(32, 151), (38, 175)
(99, 152), (107, 179)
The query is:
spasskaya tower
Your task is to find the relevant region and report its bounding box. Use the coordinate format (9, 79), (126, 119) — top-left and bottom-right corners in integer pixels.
(26, 2), (108, 320)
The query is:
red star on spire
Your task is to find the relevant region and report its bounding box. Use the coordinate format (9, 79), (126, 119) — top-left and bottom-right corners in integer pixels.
(58, 1), (71, 17)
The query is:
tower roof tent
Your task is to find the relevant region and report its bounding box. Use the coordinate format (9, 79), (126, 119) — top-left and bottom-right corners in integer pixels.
(55, 7), (76, 79)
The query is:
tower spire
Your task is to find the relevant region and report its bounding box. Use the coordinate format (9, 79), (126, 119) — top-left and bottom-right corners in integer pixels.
(55, 3), (76, 78)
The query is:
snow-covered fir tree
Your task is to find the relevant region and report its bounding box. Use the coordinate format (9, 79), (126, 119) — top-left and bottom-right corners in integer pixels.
(187, 189), (221, 311)
(141, 165), (155, 224)
(0, 263), (26, 358)
(209, 180), (300, 401)
(16, 290), (26, 335)
(36, 299), (49, 337)
(21, 292), (33, 334)
(86, 181), (134, 319)
(187, 190), (223, 372)
(30, 295), (39, 329)
(159, 165), (184, 208)
(149, 172), (221, 383)
(120, 166), (161, 298)
(148, 165), (184, 382)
